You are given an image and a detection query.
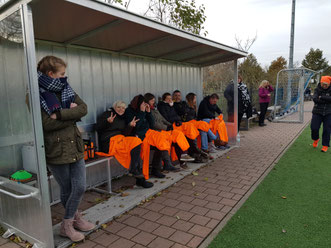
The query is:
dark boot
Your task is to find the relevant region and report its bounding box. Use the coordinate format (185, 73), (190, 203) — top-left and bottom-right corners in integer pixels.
(214, 137), (222, 147)
(151, 170), (166, 178)
(136, 178), (154, 188)
(129, 146), (144, 178)
(163, 165), (180, 172)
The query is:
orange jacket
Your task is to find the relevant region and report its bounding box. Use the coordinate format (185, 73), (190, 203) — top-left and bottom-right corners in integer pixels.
(173, 121), (200, 140)
(209, 114), (228, 143)
(188, 119), (211, 132)
(95, 134), (142, 171)
(169, 129), (190, 161)
(141, 130), (172, 179)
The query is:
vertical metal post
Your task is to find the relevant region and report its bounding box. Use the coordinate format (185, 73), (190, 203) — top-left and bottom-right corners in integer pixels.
(233, 60), (239, 143)
(106, 159), (112, 193)
(21, 4), (54, 247)
(299, 71), (304, 123)
(287, 0), (296, 109)
(289, 0), (296, 69)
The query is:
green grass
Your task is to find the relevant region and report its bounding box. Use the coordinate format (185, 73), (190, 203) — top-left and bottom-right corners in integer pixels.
(209, 126), (331, 248)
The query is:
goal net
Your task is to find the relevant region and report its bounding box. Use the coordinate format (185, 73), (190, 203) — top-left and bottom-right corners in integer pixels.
(272, 68), (318, 123)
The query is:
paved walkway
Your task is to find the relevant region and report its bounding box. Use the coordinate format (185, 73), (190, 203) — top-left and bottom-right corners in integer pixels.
(0, 102), (313, 248)
(75, 104), (312, 248)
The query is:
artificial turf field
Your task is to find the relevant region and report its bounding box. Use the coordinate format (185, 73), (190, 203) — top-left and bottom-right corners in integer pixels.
(209, 126), (331, 248)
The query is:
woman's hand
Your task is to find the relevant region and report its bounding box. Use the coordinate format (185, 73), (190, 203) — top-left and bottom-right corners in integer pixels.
(130, 116), (140, 127)
(140, 103), (146, 112)
(50, 113), (57, 120)
(145, 104), (150, 113)
(107, 112), (116, 123)
(70, 103), (77, 108)
(267, 93), (271, 97)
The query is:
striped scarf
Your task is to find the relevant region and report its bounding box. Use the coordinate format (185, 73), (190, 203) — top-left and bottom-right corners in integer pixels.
(38, 71), (75, 115)
(238, 82), (251, 108)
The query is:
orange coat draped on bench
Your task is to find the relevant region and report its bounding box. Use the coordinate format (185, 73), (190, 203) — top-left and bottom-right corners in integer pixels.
(95, 135), (143, 174)
(209, 114), (229, 143)
(169, 129), (190, 161)
(141, 129), (172, 179)
(173, 121), (200, 140)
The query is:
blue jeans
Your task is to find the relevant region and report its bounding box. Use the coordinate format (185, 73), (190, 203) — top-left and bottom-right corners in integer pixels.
(48, 159), (86, 219)
(200, 118), (219, 150)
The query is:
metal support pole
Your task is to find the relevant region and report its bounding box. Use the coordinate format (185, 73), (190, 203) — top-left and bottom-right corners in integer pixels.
(21, 4), (54, 247)
(233, 60), (239, 144)
(106, 159), (112, 193)
(287, 0), (296, 109)
(299, 72), (304, 123)
(289, 0), (296, 69)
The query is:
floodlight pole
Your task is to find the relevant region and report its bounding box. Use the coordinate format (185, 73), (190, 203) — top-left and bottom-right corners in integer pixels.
(289, 0), (295, 69)
(287, 0), (296, 107)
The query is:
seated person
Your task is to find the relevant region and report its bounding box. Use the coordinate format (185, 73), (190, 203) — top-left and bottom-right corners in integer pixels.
(158, 92), (209, 162)
(173, 90), (189, 121)
(182, 92), (197, 122)
(158, 92), (182, 124)
(144, 93), (194, 169)
(125, 95), (175, 178)
(198, 93), (229, 151)
(96, 100), (153, 188)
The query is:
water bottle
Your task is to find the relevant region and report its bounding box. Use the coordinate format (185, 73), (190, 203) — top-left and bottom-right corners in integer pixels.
(236, 133), (240, 146)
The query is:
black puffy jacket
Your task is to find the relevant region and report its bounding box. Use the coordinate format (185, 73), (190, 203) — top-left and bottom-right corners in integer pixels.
(197, 96), (222, 120)
(124, 106), (154, 140)
(96, 108), (133, 153)
(158, 101), (181, 123)
(312, 84), (331, 116)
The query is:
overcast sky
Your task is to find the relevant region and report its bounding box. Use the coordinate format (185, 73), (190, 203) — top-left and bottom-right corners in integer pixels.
(128, 0), (331, 68)
(1, 0), (330, 68)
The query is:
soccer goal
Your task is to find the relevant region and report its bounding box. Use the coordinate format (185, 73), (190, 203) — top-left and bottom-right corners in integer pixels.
(272, 68), (319, 123)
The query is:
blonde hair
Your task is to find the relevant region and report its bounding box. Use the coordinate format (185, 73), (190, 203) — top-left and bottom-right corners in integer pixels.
(37, 56), (67, 74)
(259, 80), (269, 88)
(113, 100), (126, 109)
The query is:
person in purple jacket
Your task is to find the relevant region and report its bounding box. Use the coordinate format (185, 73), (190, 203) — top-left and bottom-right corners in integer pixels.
(258, 80), (274, 126)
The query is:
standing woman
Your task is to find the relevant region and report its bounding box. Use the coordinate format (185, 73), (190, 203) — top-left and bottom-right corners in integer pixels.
(37, 56), (95, 242)
(258, 80), (274, 126)
(224, 75), (252, 131)
(311, 76), (331, 152)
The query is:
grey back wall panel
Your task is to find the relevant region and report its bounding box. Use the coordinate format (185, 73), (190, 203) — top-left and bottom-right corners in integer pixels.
(35, 42), (203, 126)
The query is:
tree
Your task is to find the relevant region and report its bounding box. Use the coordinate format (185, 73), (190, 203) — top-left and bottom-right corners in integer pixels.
(104, 0), (207, 36)
(302, 48), (330, 74)
(235, 33), (257, 52)
(239, 53), (265, 89)
(104, 0), (131, 8)
(266, 56), (287, 85)
(203, 62), (234, 92)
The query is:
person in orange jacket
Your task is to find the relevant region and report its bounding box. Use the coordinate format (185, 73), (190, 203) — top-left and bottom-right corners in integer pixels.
(144, 93), (194, 169)
(311, 76), (331, 152)
(158, 92), (209, 162)
(96, 100), (153, 188)
(198, 94), (230, 150)
(125, 95), (178, 178)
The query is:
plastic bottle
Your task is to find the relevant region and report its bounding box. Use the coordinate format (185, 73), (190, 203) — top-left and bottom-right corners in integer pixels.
(236, 133), (240, 146)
